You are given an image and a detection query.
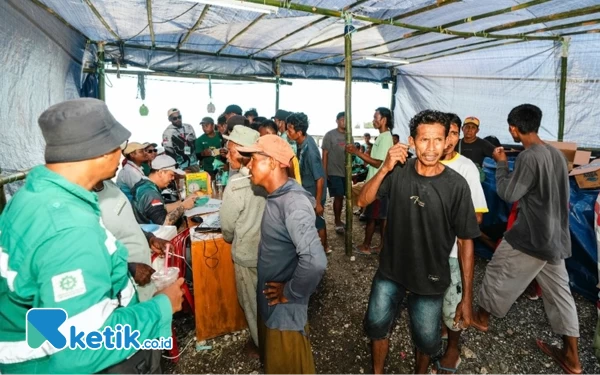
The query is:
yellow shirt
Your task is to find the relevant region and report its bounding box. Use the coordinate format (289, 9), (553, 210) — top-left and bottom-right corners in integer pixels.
(291, 155), (302, 184)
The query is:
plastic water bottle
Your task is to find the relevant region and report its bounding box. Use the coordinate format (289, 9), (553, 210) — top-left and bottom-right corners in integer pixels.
(215, 170), (223, 199)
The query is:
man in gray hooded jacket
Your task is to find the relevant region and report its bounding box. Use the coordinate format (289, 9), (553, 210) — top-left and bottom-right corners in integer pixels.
(239, 135), (327, 374)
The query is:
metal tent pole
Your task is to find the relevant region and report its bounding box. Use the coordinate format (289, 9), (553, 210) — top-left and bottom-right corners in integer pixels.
(344, 14), (354, 257)
(98, 42), (106, 101)
(558, 37), (570, 141)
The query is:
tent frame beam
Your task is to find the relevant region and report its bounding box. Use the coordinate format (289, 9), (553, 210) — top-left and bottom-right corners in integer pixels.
(365, 5), (600, 67)
(178, 5), (210, 50)
(82, 0), (120, 41)
(274, 0), (461, 60)
(241, 0), (558, 64)
(28, 0), (88, 39)
(216, 14), (266, 54)
(103, 42), (393, 80)
(248, 0), (371, 58)
(146, 0), (155, 47)
(100, 69), (294, 85)
(309, 0), (593, 65)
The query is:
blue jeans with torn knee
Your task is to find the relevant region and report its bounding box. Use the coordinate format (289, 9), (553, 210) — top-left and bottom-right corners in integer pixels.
(364, 270), (444, 356)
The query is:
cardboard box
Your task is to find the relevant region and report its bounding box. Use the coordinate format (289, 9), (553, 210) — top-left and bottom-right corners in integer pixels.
(569, 159), (600, 189)
(544, 141), (591, 171)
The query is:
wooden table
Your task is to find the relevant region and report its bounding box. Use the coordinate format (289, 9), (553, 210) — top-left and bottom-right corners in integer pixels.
(188, 217), (248, 342)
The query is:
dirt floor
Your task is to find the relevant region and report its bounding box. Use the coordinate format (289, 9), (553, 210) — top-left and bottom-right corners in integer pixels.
(163, 198), (600, 374)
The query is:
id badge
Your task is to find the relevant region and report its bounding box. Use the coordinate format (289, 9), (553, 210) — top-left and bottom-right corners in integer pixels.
(184, 146), (191, 155)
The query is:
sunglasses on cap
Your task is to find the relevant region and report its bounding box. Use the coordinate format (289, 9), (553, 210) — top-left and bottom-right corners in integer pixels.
(170, 115), (182, 121)
(146, 149), (157, 153)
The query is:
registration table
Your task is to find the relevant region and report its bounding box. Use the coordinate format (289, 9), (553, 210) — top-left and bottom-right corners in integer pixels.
(187, 215), (248, 342)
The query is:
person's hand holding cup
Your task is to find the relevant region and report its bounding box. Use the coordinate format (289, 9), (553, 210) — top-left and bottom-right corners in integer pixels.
(155, 277), (185, 314)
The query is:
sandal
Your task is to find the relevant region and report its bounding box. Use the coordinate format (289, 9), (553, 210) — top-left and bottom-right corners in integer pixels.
(536, 339), (582, 374)
(431, 358), (461, 374)
(352, 244), (371, 256)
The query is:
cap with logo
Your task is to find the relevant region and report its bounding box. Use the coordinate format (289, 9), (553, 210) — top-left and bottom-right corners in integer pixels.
(167, 108), (180, 118)
(123, 142), (146, 155)
(463, 116), (480, 127)
(38, 98), (131, 163)
(152, 154), (185, 175)
(223, 125), (260, 147)
(200, 116), (214, 125)
(237, 134), (295, 167)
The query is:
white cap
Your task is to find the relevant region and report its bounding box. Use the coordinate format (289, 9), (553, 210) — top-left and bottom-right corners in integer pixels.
(152, 155), (185, 175)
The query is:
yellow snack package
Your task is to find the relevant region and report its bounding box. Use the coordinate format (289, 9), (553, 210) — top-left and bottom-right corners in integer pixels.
(185, 172), (212, 196)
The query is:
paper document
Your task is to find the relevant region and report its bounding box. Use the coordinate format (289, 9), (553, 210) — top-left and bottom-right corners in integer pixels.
(185, 198), (222, 216)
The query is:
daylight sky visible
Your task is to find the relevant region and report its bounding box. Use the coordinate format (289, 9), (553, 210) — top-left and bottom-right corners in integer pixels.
(105, 73), (393, 146)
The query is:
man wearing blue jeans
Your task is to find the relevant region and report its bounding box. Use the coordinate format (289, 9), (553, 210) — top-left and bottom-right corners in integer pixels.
(358, 110), (480, 374)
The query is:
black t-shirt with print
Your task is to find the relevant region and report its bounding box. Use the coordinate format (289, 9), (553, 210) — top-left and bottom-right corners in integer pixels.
(376, 158), (481, 295)
(459, 137), (496, 166)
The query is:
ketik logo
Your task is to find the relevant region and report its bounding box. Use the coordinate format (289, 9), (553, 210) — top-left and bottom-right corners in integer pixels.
(26, 308), (68, 349)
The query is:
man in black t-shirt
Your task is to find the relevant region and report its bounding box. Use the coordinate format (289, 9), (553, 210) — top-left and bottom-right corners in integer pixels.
(358, 110), (480, 374)
(458, 116), (496, 167)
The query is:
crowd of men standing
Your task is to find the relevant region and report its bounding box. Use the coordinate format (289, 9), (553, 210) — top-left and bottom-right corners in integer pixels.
(0, 97), (586, 375)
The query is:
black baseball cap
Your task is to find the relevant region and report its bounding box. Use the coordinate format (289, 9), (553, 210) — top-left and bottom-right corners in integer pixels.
(200, 116), (214, 125)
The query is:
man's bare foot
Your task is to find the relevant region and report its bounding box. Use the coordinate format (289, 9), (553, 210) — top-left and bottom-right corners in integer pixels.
(355, 244), (371, 255)
(536, 340), (582, 374)
(370, 245), (382, 255)
(471, 309), (489, 332)
(244, 339), (260, 359)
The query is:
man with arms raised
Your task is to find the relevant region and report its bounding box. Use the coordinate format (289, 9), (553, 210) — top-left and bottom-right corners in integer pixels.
(359, 110), (480, 374)
(472, 104), (581, 374)
(347, 107), (394, 254)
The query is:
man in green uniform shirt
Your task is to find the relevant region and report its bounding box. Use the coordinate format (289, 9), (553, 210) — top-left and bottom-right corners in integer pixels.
(0, 98), (185, 374)
(195, 116), (222, 180)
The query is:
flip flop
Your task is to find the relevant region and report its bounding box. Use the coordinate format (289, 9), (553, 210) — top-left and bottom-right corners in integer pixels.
(431, 358), (461, 374)
(353, 244), (371, 256)
(536, 339), (583, 374)
(335, 225), (345, 234)
(325, 246), (333, 255)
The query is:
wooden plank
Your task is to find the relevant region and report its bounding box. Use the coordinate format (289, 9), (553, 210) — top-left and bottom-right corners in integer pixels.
(191, 232), (247, 341)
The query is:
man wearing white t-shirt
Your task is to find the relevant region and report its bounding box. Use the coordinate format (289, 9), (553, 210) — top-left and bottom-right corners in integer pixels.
(434, 113), (488, 374)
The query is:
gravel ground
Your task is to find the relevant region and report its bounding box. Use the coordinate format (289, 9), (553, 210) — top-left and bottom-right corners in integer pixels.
(163, 199), (600, 374)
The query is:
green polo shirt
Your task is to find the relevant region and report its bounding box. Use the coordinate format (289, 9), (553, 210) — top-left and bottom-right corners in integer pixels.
(195, 133), (222, 172)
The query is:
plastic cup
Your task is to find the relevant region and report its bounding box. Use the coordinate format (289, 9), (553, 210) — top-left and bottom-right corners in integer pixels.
(151, 267), (179, 291)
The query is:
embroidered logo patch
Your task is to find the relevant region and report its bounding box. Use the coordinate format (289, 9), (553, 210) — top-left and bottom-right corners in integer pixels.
(51, 269), (86, 303)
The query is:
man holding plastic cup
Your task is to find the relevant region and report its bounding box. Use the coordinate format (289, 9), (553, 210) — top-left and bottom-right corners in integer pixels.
(0, 98), (185, 374)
